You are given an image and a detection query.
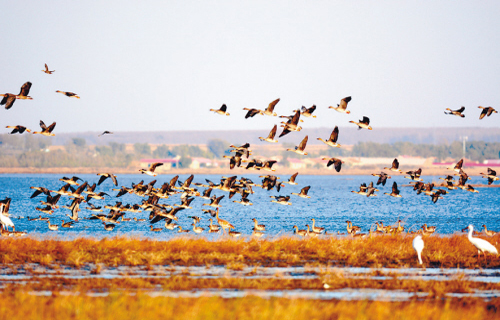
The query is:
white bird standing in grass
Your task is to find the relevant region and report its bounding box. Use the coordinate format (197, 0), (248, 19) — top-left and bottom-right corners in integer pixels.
(0, 204), (14, 232)
(412, 235), (424, 265)
(467, 225), (498, 260)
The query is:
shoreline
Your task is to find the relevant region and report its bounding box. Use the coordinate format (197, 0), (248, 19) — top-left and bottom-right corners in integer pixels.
(0, 166), (494, 177)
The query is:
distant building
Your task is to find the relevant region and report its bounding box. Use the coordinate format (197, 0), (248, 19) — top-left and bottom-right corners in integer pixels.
(190, 157), (219, 169)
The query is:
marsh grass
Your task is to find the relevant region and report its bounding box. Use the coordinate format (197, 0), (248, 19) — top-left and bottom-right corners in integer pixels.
(0, 291), (498, 320)
(1, 234), (500, 268)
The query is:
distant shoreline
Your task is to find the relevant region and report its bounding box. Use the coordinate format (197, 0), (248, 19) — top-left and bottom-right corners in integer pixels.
(0, 166), (495, 178)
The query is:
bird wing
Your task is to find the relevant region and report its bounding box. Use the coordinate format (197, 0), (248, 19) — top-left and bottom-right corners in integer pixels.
(488, 168), (496, 176)
(479, 108), (487, 119)
(455, 159), (463, 169)
(19, 82), (32, 96)
(110, 174), (118, 186)
(290, 110), (301, 125)
(245, 109), (259, 118)
(267, 124), (277, 139)
(393, 158), (399, 169)
(1, 94), (16, 110)
(150, 163), (163, 171)
(266, 98), (280, 112)
(334, 159), (342, 172)
(278, 127), (291, 138)
(97, 175), (108, 186)
(301, 186), (311, 195)
(329, 126), (339, 142)
(339, 96), (351, 109)
(298, 136), (308, 151)
(289, 172), (298, 182)
(220, 104), (227, 112)
(39, 120), (47, 130)
(47, 122), (57, 133)
(45, 63), (49, 71)
(361, 116), (370, 125)
(457, 106), (465, 113)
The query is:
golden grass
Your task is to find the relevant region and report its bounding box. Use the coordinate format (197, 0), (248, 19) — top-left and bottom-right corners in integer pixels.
(8, 274), (500, 296)
(0, 291), (498, 320)
(1, 234), (500, 268)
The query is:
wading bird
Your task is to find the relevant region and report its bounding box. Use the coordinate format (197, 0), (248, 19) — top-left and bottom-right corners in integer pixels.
(412, 235), (424, 265)
(467, 225), (498, 260)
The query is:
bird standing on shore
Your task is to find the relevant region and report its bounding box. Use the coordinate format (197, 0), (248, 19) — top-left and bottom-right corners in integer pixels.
(467, 225), (498, 260)
(412, 235), (424, 265)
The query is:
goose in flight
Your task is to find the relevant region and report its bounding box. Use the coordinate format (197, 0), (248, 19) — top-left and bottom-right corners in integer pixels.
(298, 105), (316, 118)
(243, 108), (263, 118)
(279, 110), (302, 137)
(97, 173), (118, 186)
(478, 106), (497, 120)
(384, 158), (402, 173)
(6, 125), (31, 134)
(210, 104), (230, 116)
(270, 195), (292, 205)
(444, 106), (465, 117)
(480, 168), (499, 185)
(139, 162), (163, 176)
(405, 168), (423, 181)
(287, 136), (308, 155)
(329, 96), (351, 114)
(98, 131), (113, 137)
(60, 176), (82, 185)
(291, 186), (311, 198)
(317, 126), (341, 148)
(56, 90), (80, 98)
(33, 120), (56, 136)
(284, 172), (299, 185)
(384, 181), (402, 198)
(259, 125), (278, 143)
(349, 116), (372, 130)
(42, 63), (55, 74)
(263, 98), (280, 116)
(447, 159), (463, 172)
(372, 172), (391, 186)
(322, 157), (343, 172)
(1, 82), (33, 110)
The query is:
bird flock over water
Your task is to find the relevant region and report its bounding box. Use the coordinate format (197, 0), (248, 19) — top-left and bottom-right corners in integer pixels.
(1, 65), (500, 264)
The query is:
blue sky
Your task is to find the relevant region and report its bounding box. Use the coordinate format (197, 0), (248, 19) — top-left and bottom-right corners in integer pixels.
(1, 1), (499, 133)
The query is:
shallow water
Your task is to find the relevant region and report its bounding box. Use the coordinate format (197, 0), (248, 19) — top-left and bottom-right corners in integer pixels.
(1, 173), (499, 237)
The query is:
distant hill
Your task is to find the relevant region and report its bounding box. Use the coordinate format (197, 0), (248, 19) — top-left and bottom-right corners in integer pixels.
(52, 127), (500, 146)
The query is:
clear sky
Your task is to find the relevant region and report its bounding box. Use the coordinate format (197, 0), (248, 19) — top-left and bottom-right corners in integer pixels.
(1, 1), (499, 134)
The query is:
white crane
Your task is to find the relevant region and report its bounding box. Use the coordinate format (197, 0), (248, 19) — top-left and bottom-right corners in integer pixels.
(0, 204), (15, 232)
(467, 225), (498, 260)
(412, 235), (424, 265)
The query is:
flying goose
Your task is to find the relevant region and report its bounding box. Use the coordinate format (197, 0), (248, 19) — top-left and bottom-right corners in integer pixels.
(210, 104), (230, 115)
(447, 159), (463, 172)
(349, 116), (372, 130)
(42, 63), (55, 74)
(270, 195), (292, 205)
(60, 176), (83, 185)
(317, 126), (341, 148)
(139, 162), (163, 176)
(287, 136), (308, 155)
(56, 90), (80, 98)
(372, 172), (391, 186)
(478, 106), (497, 120)
(444, 106), (465, 117)
(279, 110), (302, 137)
(384, 158), (401, 173)
(329, 96), (351, 114)
(97, 173), (118, 186)
(480, 168), (499, 185)
(6, 125), (31, 134)
(284, 172), (299, 185)
(0, 82), (32, 110)
(297, 105), (316, 118)
(61, 220), (75, 228)
(263, 98), (280, 116)
(259, 125), (278, 143)
(291, 186), (311, 198)
(243, 108), (263, 118)
(322, 157), (343, 172)
(384, 181), (402, 198)
(98, 131), (113, 137)
(405, 168), (423, 181)
(33, 120), (56, 136)
(203, 195), (225, 208)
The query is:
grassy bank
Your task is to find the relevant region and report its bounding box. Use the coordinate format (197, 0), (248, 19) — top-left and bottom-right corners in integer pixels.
(1, 234), (499, 268)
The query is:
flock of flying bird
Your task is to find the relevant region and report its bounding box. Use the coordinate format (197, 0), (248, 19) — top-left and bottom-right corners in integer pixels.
(1, 64), (500, 263)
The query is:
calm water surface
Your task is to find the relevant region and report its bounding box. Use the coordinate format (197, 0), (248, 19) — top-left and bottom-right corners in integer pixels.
(1, 173), (498, 238)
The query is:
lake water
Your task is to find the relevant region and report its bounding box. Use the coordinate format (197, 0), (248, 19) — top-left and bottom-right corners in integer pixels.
(0, 173), (498, 238)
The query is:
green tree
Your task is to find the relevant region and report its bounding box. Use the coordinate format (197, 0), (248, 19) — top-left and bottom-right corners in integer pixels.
(134, 143), (151, 155)
(207, 139), (230, 158)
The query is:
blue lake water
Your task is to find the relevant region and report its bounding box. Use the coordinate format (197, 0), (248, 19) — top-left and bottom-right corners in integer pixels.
(0, 173), (498, 238)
